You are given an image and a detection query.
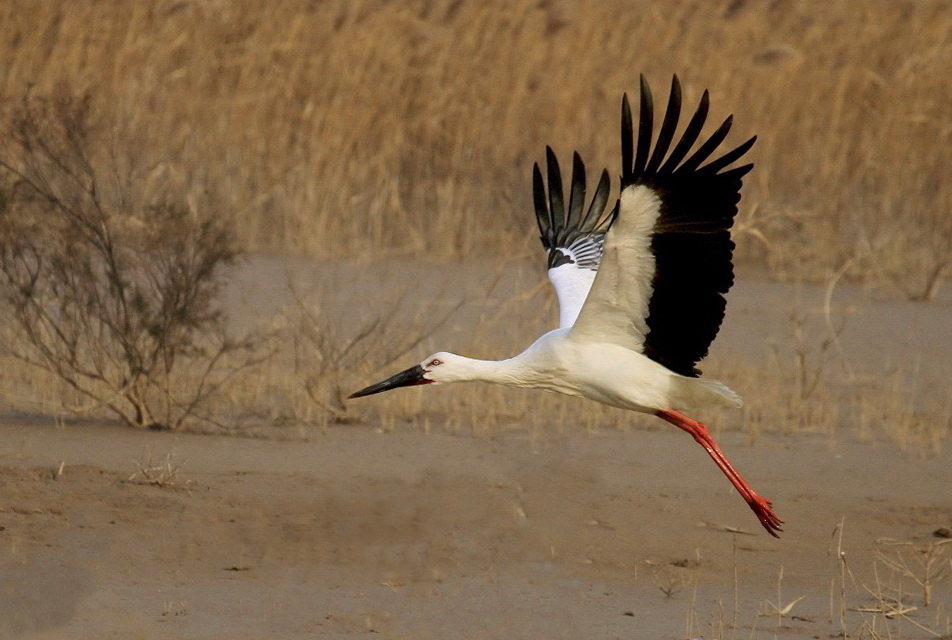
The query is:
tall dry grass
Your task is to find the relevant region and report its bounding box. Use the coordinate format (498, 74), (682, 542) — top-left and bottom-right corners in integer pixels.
(2, 0), (951, 293)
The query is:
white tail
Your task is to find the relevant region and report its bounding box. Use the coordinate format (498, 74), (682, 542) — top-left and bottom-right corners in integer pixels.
(676, 376), (743, 409)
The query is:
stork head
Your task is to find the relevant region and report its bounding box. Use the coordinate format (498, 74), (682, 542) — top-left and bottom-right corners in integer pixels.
(348, 352), (462, 399)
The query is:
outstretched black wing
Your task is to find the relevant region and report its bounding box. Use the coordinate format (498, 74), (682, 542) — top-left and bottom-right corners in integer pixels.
(608, 74), (755, 376)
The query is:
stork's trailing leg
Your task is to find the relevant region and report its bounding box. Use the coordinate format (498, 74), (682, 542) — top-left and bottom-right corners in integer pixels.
(656, 409), (783, 537)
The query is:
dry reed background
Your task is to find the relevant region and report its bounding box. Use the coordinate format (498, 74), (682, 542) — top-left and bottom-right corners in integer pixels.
(1, 0), (950, 442)
(2, 0), (951, 290)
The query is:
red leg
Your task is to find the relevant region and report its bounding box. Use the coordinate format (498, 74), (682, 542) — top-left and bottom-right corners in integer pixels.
(656, 409), (783, 537)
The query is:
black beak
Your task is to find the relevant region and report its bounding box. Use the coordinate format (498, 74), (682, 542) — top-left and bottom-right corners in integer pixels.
(348, 364), (431, 399)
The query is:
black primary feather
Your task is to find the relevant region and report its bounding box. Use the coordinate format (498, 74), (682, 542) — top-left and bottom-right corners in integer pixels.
(620, 74), (756, 377)
(533, 147), (615, 271)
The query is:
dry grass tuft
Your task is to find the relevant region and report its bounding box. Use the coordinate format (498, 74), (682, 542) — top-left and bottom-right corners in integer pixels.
(709, 338), (950, 451)
(687, 525), (952, 639)
(128, 450), (190, 489)
(874, 538), (951, 608)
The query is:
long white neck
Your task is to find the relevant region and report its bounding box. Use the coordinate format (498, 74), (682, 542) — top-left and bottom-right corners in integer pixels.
(442, 353), (535, 387)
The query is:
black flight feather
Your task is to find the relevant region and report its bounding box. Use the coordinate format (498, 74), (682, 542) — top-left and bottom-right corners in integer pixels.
(620, 75), (756, 377)
(645, 76), (682, 174)
(533, 148), (614, 271)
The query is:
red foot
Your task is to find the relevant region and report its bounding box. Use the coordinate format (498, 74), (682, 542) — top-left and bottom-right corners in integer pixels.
(747, 493), (784, 538)
(656, 409), (784, 538)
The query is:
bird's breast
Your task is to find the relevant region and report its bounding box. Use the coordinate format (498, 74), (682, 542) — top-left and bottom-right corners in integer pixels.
(515, 333), (674, 413)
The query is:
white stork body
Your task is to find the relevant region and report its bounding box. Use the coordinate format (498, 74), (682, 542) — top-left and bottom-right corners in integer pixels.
(350, 76), (783, 537)
(426, 327), (738, 415)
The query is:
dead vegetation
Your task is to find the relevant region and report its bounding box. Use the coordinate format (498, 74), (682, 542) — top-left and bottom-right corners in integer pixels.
(1, 0), (950, 295)
(128, 450), (191, 489)
(683, 526), (952, 640)
(0, 92), (260, 431)
(874, 538), (952, 609)
(239, 275), (462, 430)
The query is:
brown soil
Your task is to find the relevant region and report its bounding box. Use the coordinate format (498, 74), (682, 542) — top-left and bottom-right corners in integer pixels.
(2, 419), (950, 639)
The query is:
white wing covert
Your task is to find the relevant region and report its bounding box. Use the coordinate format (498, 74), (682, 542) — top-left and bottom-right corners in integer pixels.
(532, 148), (615, 328)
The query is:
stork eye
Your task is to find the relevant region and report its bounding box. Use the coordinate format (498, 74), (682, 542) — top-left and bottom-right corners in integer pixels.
(427, 358), (443, 367)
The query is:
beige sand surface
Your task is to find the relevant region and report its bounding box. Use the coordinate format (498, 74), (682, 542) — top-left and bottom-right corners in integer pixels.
(2, 421), (950, 640)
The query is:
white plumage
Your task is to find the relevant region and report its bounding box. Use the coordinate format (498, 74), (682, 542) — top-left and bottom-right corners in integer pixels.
(350, 75), (782, 537)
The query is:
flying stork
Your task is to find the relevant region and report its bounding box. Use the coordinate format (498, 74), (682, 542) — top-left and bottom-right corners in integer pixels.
(349, 75), (783, 537)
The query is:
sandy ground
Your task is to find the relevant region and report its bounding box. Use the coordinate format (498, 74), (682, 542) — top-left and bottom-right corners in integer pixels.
(2, 261), (951, 639)
(2, 422), (951, 639)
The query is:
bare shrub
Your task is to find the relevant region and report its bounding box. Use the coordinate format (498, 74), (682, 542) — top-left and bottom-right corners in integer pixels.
(284, 280), (461, 427)
(0, 92), (254, 430)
